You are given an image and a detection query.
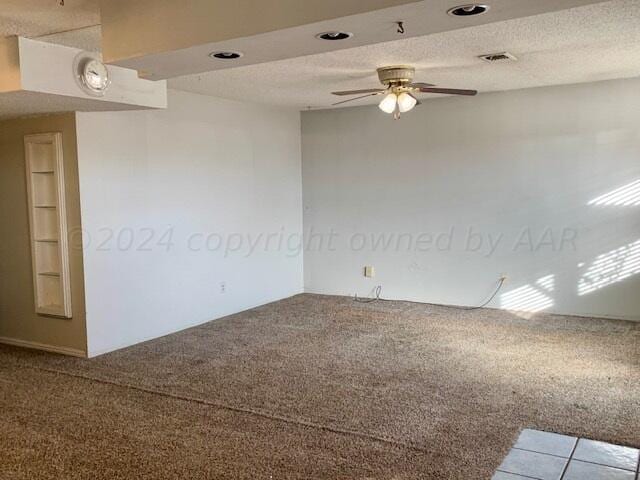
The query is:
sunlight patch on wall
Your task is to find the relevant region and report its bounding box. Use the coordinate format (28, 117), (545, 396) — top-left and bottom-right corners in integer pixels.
(535, 274), (555, 293)
(588, 179), (640, 206)
(578, 239), (640, 295)
(500, 274), (555, 313)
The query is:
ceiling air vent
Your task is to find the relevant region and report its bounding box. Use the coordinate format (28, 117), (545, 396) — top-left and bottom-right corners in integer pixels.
(478, 52), (517, 63)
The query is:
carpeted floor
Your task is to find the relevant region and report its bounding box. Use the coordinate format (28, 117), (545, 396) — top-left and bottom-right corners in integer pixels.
(1, 293), (639, 479)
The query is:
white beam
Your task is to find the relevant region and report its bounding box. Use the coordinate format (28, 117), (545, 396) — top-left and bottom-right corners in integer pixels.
(0, 37), (166, 119)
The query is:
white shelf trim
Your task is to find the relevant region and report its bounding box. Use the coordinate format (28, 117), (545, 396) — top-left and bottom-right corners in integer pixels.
(24, 132), (73, 318)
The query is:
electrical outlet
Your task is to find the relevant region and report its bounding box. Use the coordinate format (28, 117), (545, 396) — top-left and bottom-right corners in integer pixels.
(364, 266), (375, 278)
(220, 281), (226, 294)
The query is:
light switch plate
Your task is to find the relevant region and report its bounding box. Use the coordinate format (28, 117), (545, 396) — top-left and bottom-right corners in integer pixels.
(364, 266), (375, 278)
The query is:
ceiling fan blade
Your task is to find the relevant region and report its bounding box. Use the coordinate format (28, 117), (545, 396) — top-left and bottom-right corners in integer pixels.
(408, 82), (435, 89)
(332, 88), (385, 96)
(417, 87), (478, 96)
(332, 93), (381, 106)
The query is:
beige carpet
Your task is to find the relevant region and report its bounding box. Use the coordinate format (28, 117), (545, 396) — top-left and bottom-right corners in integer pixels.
(1, 294), (639, 479)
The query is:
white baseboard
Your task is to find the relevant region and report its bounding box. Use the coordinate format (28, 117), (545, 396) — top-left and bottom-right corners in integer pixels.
(86, 290), (305, 357)
(0, 336), (87, 358)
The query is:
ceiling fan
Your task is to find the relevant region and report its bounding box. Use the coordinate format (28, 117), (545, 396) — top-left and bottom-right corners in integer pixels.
(332, 65), (477, 119)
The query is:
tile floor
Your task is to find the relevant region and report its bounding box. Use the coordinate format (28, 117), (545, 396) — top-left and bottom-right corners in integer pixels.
(494, 429), (640, 480)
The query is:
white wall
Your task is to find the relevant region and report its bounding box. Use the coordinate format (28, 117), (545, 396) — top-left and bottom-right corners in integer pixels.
(76, 90), (303, 356)
(302, 77), (640, 321)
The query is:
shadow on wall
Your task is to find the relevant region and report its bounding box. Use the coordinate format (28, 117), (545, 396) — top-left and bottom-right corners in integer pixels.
(501, 179), (640, 315)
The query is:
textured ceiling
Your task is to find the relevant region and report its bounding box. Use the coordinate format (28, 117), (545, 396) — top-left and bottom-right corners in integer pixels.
(0, 0), (99, 38)
(168, 0), (640, 109)
(36, 24), (102, 52)
(2, 0), (639, 115)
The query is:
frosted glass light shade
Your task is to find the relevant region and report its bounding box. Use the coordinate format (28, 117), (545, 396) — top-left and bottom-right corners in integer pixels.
(378, 93), (398, 114)
(397, 92), (417, 113)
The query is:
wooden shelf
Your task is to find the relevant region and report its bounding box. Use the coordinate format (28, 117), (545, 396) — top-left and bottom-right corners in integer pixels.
(25, 133), (72, 319)
(38, 271), (61, 277)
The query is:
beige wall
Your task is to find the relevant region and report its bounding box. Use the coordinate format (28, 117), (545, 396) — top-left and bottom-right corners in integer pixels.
(0, 37), (21, 92)
(0, 113), (87, 355)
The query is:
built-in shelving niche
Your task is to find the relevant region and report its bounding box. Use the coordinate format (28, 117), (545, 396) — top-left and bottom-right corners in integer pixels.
(24, 133), (72, 318)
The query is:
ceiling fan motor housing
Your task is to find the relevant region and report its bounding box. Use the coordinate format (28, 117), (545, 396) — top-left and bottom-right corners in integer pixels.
(377, 65), (415, 87)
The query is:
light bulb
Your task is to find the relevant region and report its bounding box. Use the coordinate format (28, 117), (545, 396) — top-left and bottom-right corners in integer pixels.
(378, 93), (398, 114)
(397, 92), (417, 113)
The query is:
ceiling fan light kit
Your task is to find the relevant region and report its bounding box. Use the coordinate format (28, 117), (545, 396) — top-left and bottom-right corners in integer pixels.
(376, 65), (419, 119)
(333, 65), (478, 120)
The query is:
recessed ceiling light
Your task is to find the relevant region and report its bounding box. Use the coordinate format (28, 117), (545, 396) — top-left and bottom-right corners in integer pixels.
(447, 4), (489, 16)
(209, 51), (243, 60)
(316, 31), (353, 41)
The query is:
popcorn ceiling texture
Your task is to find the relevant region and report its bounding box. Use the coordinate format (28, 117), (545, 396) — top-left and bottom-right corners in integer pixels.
(0, 0), (99, 39)
(36, 24), (102, 52)
(169, 0), (640, 108)
(1, 294), (638, 479)
(3, 1), (639, 113)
